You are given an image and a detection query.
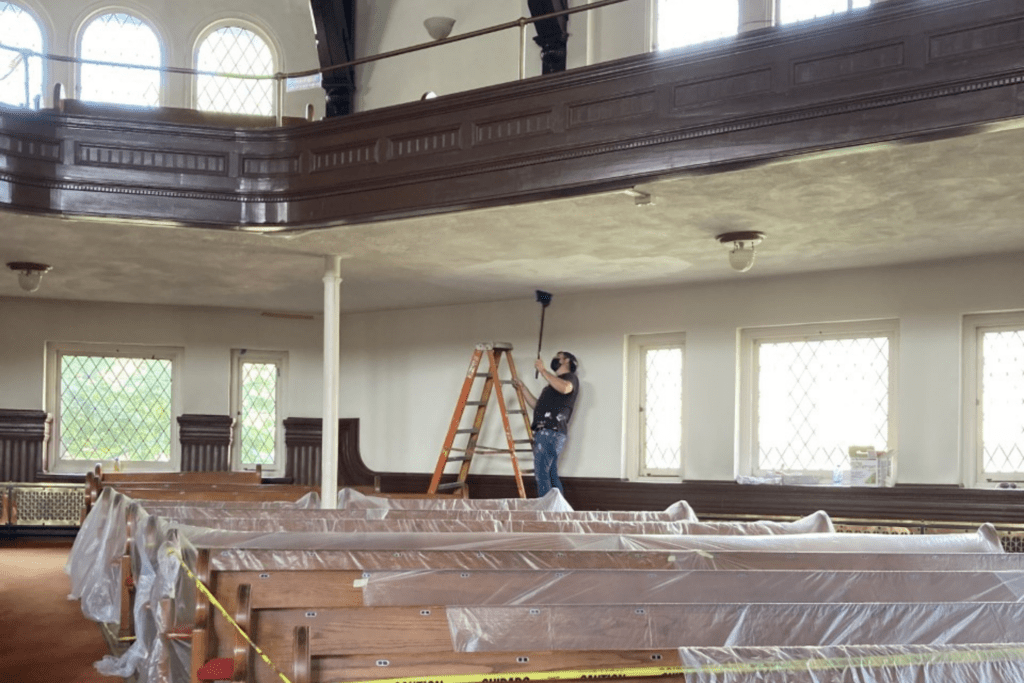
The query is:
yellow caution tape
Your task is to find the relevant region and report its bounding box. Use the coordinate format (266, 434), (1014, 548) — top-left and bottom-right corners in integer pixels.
(166, 546), (292, 683)
(161, 546), (1024, 683)
(329, 645), (1024, 683)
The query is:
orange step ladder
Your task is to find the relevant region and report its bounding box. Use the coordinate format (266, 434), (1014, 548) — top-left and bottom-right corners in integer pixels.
(427, 342), (534, 498)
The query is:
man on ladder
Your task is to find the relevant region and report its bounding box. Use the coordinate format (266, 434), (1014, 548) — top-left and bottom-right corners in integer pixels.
(513, 351), (580, 497)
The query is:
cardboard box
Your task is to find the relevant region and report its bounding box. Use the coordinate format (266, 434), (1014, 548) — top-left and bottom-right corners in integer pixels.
(848, 446), (894, 487)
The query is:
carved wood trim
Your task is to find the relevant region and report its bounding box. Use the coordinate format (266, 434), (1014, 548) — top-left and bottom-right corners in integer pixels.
(1, 0), (1022, 229)
(0, 410), (49, 482)
(177, 414), (233, 472)
(283, 417), (370, 487)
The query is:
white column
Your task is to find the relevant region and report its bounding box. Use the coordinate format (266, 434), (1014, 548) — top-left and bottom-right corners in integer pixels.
(739, 0), (773, 33)
(321, 255), (342, 509)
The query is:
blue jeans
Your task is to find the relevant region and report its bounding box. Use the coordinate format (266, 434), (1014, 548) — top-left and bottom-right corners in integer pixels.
(532, 428), (567, 497)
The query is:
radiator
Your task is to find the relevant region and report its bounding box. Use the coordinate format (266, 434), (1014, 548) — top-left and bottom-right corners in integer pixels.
(1, 483), (83, 526)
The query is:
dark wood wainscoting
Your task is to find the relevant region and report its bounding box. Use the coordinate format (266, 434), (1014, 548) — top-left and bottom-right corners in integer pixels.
(3, 0), (1024, 229)
(338, 440), (1024, 525)
(177, 414), (233, 472)
(283, 417), (369, 487)
(0, 410), (49, 482)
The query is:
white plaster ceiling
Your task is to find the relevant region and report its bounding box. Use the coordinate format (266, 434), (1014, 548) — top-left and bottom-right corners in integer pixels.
(2, 121), (1024, 314)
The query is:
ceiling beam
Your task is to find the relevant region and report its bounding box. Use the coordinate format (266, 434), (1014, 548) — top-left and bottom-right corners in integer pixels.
(529, 0), (570, 74)
(309, 0), (357, 117)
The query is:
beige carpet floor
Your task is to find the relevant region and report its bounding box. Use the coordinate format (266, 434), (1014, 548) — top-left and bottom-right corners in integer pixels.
(0, 538), (115, 683)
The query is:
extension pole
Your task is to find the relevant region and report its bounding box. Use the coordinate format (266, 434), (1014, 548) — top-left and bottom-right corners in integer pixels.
(535, 290), (553, 377)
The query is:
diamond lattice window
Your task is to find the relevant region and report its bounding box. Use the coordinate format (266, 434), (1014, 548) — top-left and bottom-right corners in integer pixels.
(756, 336), (889, 473)
(196, 27), (274, 116)
(641, 346), (683, 474)
(239, 362), (278, 466)
(58, 355), (172, 462)
(981, 330), (1024, 474)
(656, 0), (738, 50)
(79, 13), (161, 106)
(778, 0), (871, 25)
(0, 2), (44, 108)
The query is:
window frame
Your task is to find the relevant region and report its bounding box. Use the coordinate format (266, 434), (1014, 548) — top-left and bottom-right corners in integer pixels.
(45, 341), (183, 474)
(75, 8), (165, 107)
(191, 19), (279, 114)
(0, 0), (48, 109)
(648, 0), (739, 52)
(230, 349), (287, 474)
(962, 311), (1024, 488)
(737, 319), (899, 480)
(625, 331), (686, 481)
(774, 0), (871, 26)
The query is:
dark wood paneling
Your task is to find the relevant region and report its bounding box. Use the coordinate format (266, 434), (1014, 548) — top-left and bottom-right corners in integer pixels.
(333, 439), (1024, 524)
(177, 414), (233, 472)
(2, 0), (1023, 229)
(0, 410), (49, 482)
(283, 417), (368, 487)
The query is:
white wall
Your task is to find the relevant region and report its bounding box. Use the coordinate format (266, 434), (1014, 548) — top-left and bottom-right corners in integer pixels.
(4, 254), (1023, 485)
(352, 0), (657, 112)
(15, 0), (780, 117)
(17, 0), (323, 118)
(354, 0), (536, 111)
(0, 298), (323, 416)
(338, 253), (1024, 486)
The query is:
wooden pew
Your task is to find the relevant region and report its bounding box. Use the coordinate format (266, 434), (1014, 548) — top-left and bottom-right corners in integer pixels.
(259, 600), (1024, 683)
(117, 502), (831, 641)
(92, 493), (1018, 683)
(94, 462), (263, 484)
(87, 482), (318, 515)
(133, 512), (830, 536)
(162, 527), (1017, 683)
(84, 465), (270, 515)
(191, 548), (1024, 683)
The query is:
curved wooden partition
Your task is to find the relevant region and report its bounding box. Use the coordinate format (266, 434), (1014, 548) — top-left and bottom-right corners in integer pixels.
(2, 0), (1023, 231)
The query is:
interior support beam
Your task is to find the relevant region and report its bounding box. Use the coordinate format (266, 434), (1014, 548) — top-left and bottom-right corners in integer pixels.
(320, 255), (342, 508)
(528, 0), (570, 74)
(309, 0), (356, 117)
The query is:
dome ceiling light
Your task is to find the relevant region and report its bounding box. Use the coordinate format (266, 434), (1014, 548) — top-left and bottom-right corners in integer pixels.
(716, 231), (765, 273)
(7, 261), (52, 292)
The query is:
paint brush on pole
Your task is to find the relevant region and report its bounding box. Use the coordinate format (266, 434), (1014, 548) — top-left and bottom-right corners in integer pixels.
(535, 290), (553, 378)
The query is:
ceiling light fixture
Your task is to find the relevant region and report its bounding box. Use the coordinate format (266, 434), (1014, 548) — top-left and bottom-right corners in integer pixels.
(7, 261), (52, 292)
(424, 16), (456, 41)
(716, 231), (765, 273)
(622, 187), (653, 207)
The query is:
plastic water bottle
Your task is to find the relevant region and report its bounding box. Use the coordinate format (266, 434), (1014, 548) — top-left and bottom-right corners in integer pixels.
(832, 467), (843, 486)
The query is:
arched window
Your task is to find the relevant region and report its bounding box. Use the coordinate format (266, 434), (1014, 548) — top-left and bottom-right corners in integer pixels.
(79, 12), (161, 107)
(656, 0), (738, 51)
(0, 2), (44, 108)
(196, 26), (274, 116)
(778, 0), (871, 25)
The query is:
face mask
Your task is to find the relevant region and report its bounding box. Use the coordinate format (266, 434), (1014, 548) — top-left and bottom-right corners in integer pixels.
(550, 357), (561, 372)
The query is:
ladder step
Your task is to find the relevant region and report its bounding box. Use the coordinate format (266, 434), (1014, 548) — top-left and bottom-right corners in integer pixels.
(430, 344), (530, 499)
(476, 342), (513, 351)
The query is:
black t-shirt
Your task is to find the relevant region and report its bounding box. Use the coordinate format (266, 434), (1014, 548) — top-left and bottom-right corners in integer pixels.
(531, 372), (580, 434)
